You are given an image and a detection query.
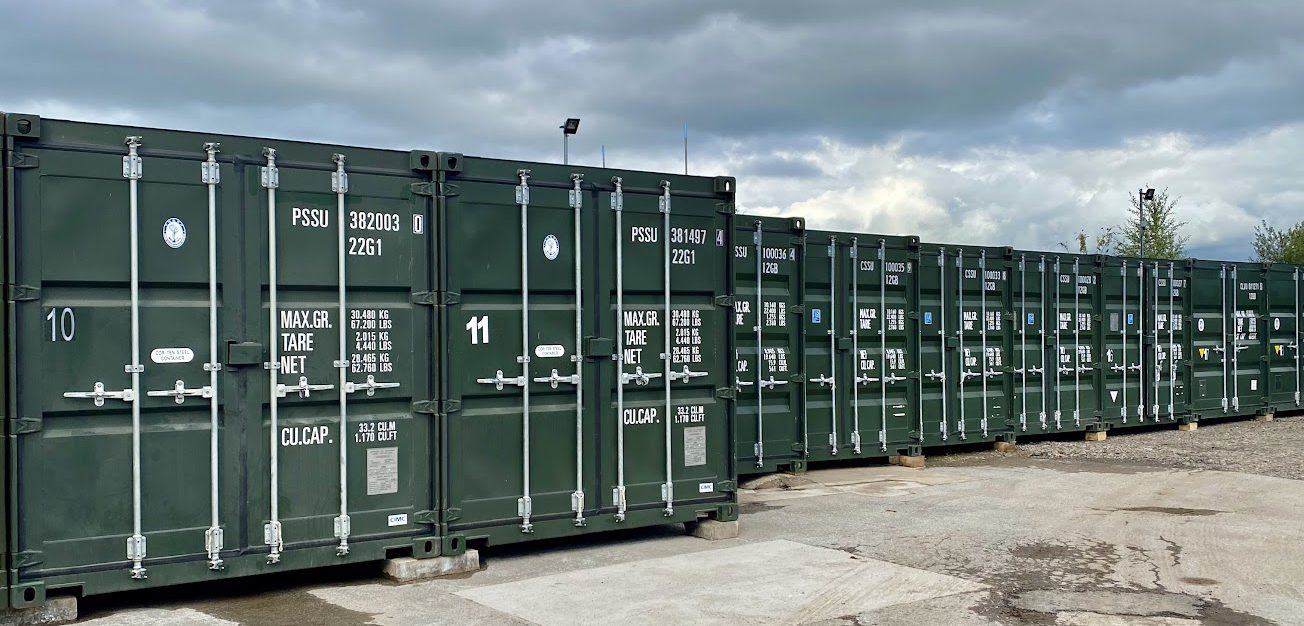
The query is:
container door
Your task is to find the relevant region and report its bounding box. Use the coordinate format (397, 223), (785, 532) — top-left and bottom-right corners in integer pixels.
(734, 218), (804, 472)
(597, 175), (732, 522)
(1267, 266), (1301, 411)
(917, 247), (954, 445)
(1101, 259), (1146, 427)
(1230, 263), (1268, 413)
(954, 249), (1007, 441)
(1013, 254), (1050, 434)
(1048, 257), (1099, 431)
(803, 234), (845, 460)
(8, 135), (236, 591)
(250, 148), (431, 563)
(440, 163), (595, 533)
(1188, 262), (1230, 418)
(850, 237), (915, 454)
(1152, 262), (1188, 421)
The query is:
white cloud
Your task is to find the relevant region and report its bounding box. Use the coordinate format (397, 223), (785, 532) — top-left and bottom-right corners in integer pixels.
(693, 125), (1304, 259)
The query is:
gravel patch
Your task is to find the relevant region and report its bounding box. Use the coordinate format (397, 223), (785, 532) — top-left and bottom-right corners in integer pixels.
(928, 414), (1304, 480)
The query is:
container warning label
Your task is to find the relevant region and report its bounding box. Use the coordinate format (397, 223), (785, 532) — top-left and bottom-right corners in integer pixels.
(683, 426), (707, 467)
(366, 446), (399, 495)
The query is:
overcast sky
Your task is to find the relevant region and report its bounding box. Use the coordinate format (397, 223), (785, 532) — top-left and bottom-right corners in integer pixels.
(3, 1), (1302, 259)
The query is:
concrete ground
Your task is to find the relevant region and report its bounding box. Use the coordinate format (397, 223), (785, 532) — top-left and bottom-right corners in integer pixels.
(72, 416), (1304, 625)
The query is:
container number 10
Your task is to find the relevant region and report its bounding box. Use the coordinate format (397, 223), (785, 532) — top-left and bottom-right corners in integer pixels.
(46, 307), (76, 342)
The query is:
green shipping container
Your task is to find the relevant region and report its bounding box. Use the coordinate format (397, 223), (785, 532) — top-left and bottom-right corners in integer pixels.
(733, 216), (806, 474)
(1147, 260), (1190, 422)
(1266, 264), (1301, 412)
(916, 243), (1014, 446)
(1186, 260), (1273, 419)
(435, 156), (737, 548)
(796, 231), (920, 465)
(1099, 256), (1148, 428)
(2, 115), (440, 605)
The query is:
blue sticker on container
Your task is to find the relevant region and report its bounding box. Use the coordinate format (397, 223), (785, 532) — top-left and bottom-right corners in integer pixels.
(1027, 313), (1035, 325)
(924, 311), (933, 325)
(1126, 313), (1134, 325)
(812, 308), (822, 323)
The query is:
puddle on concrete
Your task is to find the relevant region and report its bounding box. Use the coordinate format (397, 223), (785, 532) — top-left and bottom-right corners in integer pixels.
(977, 588), (1272, 626)
(739, 501), (786, 515)
(194, 587), (376, 626)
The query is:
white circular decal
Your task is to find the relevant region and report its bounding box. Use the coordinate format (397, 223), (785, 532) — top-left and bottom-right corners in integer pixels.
(1274, 318), (1281, 330)
(1197, 318), (1205, 332)
(162, 217), (187, 249)
(543, 234), (560, 261)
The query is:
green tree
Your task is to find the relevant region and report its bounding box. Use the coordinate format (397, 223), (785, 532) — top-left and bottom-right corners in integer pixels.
(1113, 187), (1188, 259)
(1251, 219), (1304, 264)
(1060, 227), (1118, 254)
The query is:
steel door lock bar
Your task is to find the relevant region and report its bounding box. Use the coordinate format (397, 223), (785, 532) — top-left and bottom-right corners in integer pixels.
(620, 367), (661, 386)
(757, 375), (788, 389)
(345, 375), (401, 396)
(809, 374), (835, 387)
(276, 376), (335, 398)
(854, 374), (880, 385)
(477, 369), (527, 390)
(64, 382), (136, 406)
(668, 366), (707, 383)
(147, 380), (214, 404)
(533, 369), (579, 388)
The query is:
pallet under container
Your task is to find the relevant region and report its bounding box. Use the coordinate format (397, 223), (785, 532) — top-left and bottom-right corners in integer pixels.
(0, 114), (737, 611)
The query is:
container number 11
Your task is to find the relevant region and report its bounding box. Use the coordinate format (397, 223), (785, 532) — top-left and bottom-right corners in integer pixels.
(466, 315), (490, 344)
(46, 307), (76, 342)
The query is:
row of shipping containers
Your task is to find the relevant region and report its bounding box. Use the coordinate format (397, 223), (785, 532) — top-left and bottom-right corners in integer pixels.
(733, 215), (1303, 475)
(0, 114), (738, 608)
(0, 114), (1300, 609)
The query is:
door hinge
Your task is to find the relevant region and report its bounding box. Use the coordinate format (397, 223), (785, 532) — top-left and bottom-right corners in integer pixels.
(413, 510), (439, 524)
(715, 386), (737, 400)
(6, 151), (38, 169)
(790, 304), (805, 315)
(790, 236), (807, 246)
(11, 417), (41, 434)
(412, 400), (438, 414)
(443, 508), (463, 522)
(715, 202), (736, 215)
(7, 284), (39, 301)
(791, 442), (807, 453)
(716, 480), (738, 493)
(714, 295), (735, 308)
(440, 399), (462, 414)
(409, 182), (435, 197)
(410, 291), (438, 305)
(12, 550), (43, 568)
(439, 182), (461, 198)
(441, 291), (461, 305)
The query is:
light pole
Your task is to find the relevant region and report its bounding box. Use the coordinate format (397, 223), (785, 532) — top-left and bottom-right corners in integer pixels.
(1138, 187), (1155, 258)
(561, 118), (580, 165)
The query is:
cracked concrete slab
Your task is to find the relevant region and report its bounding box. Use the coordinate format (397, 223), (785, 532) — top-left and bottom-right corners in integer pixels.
(457, 539), (986, 625)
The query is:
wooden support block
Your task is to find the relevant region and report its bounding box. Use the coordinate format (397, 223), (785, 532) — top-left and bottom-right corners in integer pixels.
(889, 454), (926, 469)
(993, 441), (1016, 452)
(1177, 422), (1197, 432)
(1085, 431), (1107, 442)
(1256, 413), (1274, 422)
